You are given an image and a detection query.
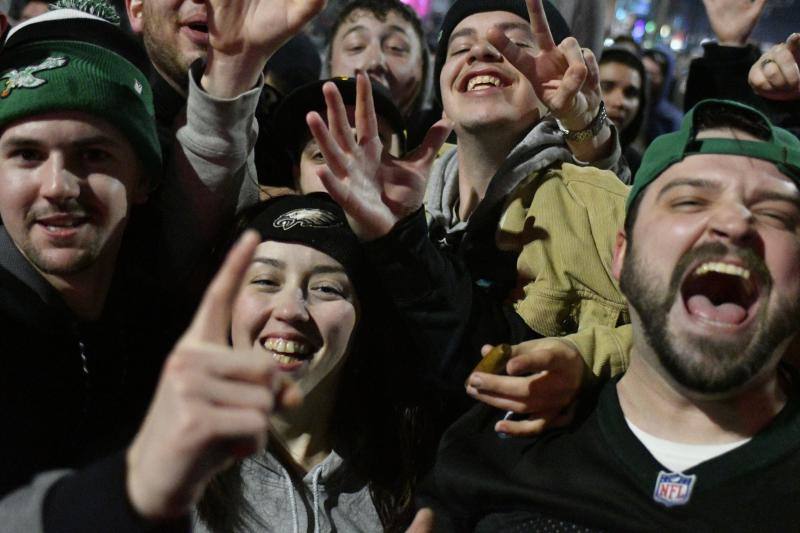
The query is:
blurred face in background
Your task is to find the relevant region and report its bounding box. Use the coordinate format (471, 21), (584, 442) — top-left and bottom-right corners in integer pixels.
(600, 60), (642, 133)
(126, 0), (208, 86)
(329, 9), (424, 116)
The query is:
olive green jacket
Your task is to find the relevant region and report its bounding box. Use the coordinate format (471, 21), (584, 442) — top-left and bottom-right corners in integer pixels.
(498, 163), (633, 379)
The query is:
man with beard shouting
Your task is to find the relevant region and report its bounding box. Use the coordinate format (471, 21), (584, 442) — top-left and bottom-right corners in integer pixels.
(420, 99), (800, 531)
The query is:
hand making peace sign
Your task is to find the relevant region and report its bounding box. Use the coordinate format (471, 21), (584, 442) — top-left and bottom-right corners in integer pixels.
(486, 0), (602, 132)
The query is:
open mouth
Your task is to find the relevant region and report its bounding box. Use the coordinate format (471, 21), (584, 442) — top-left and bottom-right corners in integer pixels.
(681, 261), (759, 326)
(261, 337), (314, 367)
(187, 22), (208, 33)
(462, 71), (511, 93)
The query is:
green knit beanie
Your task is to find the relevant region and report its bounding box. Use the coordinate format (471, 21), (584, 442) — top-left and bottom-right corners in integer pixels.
(0, 7), (162, 185)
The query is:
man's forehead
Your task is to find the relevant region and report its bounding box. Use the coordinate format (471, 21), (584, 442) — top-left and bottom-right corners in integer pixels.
(449, 10), (531, 42)
(651, 152), (799, 198)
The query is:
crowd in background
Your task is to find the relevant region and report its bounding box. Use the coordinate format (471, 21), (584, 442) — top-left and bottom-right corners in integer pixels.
(0, 0), (799, 531)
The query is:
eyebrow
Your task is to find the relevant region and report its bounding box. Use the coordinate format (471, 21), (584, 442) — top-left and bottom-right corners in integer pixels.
(252, 257), (285, 269)
(1, 135), (121, 149)
(655, 177), (800, 209)
(449, 21), (533, 45)
(251, 257), (348, 276)
(383, 24), (411, 37)
(655, 178), (721, 201)
(341, 23), (411, 40)
(340, 25), (369, 40)
(496, 21), (534, 36)
(754, 190), (800, 210)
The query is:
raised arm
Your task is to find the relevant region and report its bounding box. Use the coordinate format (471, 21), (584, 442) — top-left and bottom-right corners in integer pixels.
(486, 0), (613, 163)
(702, 0), (766, 47)
(201, 0), (326, 97)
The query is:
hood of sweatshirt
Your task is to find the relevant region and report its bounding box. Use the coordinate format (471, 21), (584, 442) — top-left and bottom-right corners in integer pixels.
(425, 119), (574, 243)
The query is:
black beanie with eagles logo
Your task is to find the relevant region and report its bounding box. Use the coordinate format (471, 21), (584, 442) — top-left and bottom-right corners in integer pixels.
(236, 193), (366, 293)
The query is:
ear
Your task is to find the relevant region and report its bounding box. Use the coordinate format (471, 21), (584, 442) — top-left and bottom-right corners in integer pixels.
(611, 229), (628, 282)
(126, 0), (145, 34)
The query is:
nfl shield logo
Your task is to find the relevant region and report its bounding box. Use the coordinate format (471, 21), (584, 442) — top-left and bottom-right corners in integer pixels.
(653, 471), (696, 507)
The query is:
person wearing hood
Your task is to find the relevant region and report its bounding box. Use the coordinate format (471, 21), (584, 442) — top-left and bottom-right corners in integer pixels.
(306, 0), (633, 437)
(643, 45), (683, 143)
(600, 45), (647, 174)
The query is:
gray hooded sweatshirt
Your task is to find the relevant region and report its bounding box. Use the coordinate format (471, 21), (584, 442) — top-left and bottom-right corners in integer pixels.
(193, 450), (382, 533)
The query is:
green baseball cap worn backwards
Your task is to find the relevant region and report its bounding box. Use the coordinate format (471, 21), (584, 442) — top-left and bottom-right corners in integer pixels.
(627, 99), (800, 212)
(0, 6), (162, 184)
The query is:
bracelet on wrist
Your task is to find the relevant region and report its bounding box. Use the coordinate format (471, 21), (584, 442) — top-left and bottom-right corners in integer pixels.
(556, 102), (608, 142)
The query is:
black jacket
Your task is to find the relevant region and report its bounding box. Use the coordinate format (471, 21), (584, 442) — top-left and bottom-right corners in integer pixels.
(0, 227), (186, 531)
(422, 371), (800, 532)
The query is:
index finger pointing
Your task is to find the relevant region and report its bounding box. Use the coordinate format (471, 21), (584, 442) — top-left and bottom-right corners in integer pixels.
(526, 0), (556, 52)
(187, 230), (260, 344)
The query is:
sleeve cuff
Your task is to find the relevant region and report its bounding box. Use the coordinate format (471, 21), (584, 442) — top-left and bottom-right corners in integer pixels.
(183, 59), (261, 161)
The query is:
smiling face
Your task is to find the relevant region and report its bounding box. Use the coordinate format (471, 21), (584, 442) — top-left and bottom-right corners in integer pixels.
(615, 131), (800, 396)
(439, 10), (543, 138)
(0, 111), (146, 278)
(600, 61), (642, 133)
(329, 9), (424, 117)
(127, 0), (208, 86)
(231, 241), (358, 394)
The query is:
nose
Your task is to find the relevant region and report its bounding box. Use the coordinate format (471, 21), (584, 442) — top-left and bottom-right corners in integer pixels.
(707, 202), (760, 247)
(467, 38), (503, 64)
(39, 154), (80, 202)
(605, 87), (624, 109)
(273, 287), (310, 323)
(363, 43), (388, 75)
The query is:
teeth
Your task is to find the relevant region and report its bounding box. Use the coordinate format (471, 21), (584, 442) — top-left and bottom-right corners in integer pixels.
(272, 353), (298, 366)
(467, 75), (501, 91)
(693, 262), (751, 280)
(263, 337), (310, 355)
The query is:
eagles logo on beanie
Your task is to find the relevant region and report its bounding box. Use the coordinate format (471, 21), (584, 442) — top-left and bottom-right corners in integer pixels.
(0, 0), (162, 184)
(237, 193), (367, 294)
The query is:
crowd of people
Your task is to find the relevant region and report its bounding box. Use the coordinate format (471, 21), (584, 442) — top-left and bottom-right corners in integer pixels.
(0, 0), (799, 531)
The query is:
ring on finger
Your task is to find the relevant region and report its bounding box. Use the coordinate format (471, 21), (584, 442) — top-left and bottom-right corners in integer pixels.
(761, 57), (777, 68)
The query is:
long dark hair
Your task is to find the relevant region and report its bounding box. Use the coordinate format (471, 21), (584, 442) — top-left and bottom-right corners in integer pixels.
(196, 197), (424, 531)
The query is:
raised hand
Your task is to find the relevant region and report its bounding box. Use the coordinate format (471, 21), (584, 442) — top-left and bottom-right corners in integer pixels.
(203, 0), (326, 96)
(749, 33), (800, 101)
(126, 231), (301, 521)
(702, 0), (767, 46)
(465, 337), (586, 437)
(486, 0), (601, 132)
(307, 72), (452, 241)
